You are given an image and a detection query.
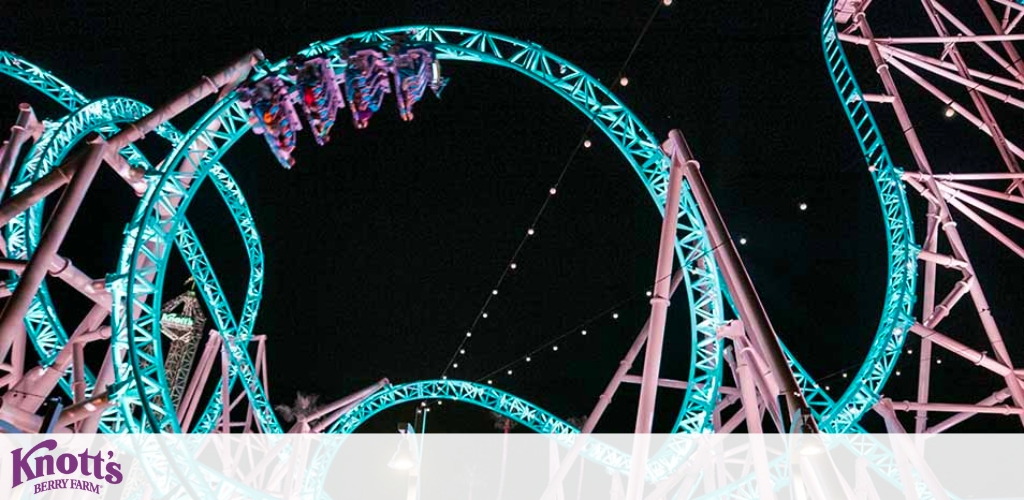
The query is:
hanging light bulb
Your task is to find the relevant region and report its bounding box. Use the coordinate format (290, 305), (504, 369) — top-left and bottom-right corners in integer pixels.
(663, 0), (672, 5)
(646, 290), (652, 297)
(619, 76), (629, 87)
(466, 331), (472, 337)
(799, 202), (808, 211)
(527, 228), (535, 236)
(507, 369), (513, 375)
(549, 187), (557, 195)
(739, 237), (748, 245)
(842, 372), (848, 378)
(553, 345), (559, 351)
(510, 263), (517, 270)
(583, 139), (592, 148)
(482, 312), (489, 319)
(581, 329), (587, 336)
(525, 356), (531, 362)
(488, 380), (493, 385)
(453, 363), (459, 368)
(944, 106), (955, 118)
(612, 313), (619, 320)
(492, 289), (499, 295)
(460, 349), (465, 354)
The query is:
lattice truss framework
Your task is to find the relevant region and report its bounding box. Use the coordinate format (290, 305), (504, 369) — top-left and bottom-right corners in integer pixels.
(0, 5), (1017, 496)
(831, 0), (1024, 432)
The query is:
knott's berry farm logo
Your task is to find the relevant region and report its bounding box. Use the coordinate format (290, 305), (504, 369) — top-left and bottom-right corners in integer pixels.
(10, 439), (122, 495)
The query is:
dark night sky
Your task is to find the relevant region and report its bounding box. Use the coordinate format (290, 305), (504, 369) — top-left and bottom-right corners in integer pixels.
(2, 1), (1021, 433)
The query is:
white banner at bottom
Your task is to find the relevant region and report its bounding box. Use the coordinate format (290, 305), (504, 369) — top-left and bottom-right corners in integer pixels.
(0, 433), (1020, 499)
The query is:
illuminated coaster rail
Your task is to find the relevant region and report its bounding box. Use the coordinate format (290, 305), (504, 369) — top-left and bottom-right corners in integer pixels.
(0, 10), (1007, 498)
(0, 51), (275, 435)
(0, 10), (982, 498)
(116, 26), (728, 444)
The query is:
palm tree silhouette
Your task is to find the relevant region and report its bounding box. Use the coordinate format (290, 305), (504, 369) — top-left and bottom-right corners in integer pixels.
(274, 391), (321, 424)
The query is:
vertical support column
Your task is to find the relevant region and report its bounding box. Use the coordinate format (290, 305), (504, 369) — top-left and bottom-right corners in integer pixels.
(916, 206), (939, 433)
(668, 129), (816, 432)
(0, 136), (107, 362)
(623, 131), (686, 500)
(219, 332), (231, 433)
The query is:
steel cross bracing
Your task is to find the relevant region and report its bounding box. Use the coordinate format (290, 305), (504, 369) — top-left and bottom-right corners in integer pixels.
(0, 52), (272, 434)
(0, 16), (992, 499)
(830, 0), (1024, 432)
(119, 26), (727, 442)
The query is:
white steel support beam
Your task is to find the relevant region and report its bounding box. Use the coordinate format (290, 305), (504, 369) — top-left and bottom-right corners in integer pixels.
(670, 129), (815, 432)
(625, 129), (686, 500)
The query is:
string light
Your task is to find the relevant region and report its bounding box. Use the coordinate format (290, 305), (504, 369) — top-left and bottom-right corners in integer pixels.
(460, 349), (465, 354)
(937, 358), (943, 364)
(799, 202), (808, 211)
(438, 0), (663, 382)
(825, 385), (831, 391)
(473, 291), (647, 384)
(646, 290), (652, 297)
(612, 312), (619, 319)
(507, 369), (513, 375)
(896, 370), (901, 376)
(842, 372), (848, 378)
(421, 402), (427, 407)
(663, 0), (672, 5)
(739, 237), (748, 245)
(908, 349), (913, 354)
(488, 380), (493, 385)
(944, 106), (955, 118)
(453, 363), (458, 368)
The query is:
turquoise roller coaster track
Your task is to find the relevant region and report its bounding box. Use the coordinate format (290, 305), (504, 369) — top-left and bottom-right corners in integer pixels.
(0, 3), (931, 490)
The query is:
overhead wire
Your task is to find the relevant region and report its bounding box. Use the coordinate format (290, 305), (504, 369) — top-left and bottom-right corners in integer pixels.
(438, 0), (668, 380)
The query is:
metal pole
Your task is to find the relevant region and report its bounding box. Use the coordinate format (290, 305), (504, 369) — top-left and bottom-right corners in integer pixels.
(539, 272), (683, 500)
(669, 129), (816, 432)
(624, 131), (686, 500)
(0, 137), (106, 361)
(0, 104), (37, 194)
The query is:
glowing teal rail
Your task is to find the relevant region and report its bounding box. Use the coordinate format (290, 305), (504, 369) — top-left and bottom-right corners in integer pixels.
(115, 26), (726, 440)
